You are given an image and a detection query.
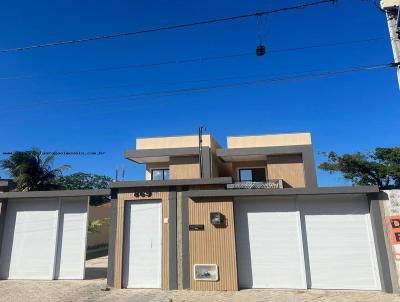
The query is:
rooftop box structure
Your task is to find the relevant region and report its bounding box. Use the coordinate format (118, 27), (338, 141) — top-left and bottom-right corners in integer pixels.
(227, 132), (312, 148)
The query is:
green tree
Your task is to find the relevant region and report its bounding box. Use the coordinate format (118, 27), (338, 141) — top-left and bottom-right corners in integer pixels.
(55, 172), (111, 190)
(54, 172), (112, 205)
(319, 148), (400, 189)
(0, 149), (70, 191)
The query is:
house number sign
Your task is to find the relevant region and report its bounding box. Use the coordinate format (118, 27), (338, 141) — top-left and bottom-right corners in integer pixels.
(189, 224), (204, 231)
(133, 191), (152, 198)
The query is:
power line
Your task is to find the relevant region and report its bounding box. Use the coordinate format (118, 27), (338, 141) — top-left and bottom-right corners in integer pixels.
(5, 62), (397, 111)
(0, 36), (386, 81)
(0, 52), (252, 80)
(0, 0), (336, 54)
(268, 36), (388, 53)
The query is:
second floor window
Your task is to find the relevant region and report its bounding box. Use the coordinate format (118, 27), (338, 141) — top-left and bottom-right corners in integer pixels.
(151, 169), (170, 180)
(239, 168), (266, 182)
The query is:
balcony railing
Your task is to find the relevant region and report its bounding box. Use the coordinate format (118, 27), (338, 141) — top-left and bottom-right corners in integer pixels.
(226, 179), (284, 189)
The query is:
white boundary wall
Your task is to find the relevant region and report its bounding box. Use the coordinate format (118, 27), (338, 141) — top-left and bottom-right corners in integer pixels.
(382, 190), (400, 288)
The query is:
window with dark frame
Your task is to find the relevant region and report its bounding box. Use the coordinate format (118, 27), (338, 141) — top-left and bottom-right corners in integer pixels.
(239, 168), (266, 182)
(151, 169), (170, 180)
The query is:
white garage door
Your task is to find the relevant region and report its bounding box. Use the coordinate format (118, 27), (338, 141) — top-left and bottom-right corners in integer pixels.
(0, 199), (59, 280)
(54, 198), (88, 279)
(123, 200), (162, 288)
(0, 197), (88, 280)
(235, 197), (307, 289)
(300, 195), (381, 290)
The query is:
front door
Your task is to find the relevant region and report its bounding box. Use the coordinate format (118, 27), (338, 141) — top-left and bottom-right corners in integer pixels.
(123, 200), (162, 288)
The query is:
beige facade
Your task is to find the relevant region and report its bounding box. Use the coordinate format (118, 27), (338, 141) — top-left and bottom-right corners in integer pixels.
(227, 132), (312, 148)
(139, 133), (309, 185)
(170, 156), (200, 179)
(228, 155), (306, 188)
(136, 134), (216, 150)
(267, 154), (305, 188)
(139, 135), (223, 180)
(112, 132), (323, 291)
(188, 197), (238, 291)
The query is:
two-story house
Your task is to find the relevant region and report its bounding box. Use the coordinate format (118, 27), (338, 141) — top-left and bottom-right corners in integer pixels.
(107, 132), (390, 293)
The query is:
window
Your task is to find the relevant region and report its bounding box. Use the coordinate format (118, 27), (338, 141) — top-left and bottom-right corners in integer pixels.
(151, 169), (170, 180)
(239, 168), (266, 182)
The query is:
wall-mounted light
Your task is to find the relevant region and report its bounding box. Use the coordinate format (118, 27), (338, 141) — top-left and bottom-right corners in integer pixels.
(210, 212), (226, 226)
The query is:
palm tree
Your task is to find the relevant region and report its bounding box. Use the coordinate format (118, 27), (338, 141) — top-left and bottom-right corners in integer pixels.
(0, 149), (70, 191)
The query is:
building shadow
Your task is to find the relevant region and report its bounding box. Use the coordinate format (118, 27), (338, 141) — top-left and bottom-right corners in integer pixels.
(85, 267), (108, 280)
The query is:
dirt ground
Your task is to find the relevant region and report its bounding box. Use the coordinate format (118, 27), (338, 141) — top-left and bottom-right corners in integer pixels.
(0, 256), (398, 302)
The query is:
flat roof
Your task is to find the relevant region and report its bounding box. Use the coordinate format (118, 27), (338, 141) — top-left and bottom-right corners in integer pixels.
(124, 147), (200, 163)
(0, 189), (111, 199)
(216, 145), (310, 162)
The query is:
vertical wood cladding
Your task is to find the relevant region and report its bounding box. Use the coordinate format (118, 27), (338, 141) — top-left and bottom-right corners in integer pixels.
(170, 156), (200, 180)
(188, 197), (238, 291)
(267, 154), (306, 188)
(114, 190), (169, 289)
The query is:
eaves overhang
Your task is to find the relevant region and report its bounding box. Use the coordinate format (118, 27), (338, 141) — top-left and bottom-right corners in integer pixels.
(0, 189), (111, 199)
(216, 145), (311, 162)
(185, 185), (379, 198)
(124, 147), (201, 164)
(110, 177), (233, 188)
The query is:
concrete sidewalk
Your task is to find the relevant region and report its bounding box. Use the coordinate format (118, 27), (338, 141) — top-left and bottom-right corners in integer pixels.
(0, 256), (398, 302)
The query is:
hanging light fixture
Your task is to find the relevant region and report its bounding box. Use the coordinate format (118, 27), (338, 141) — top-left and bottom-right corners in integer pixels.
(255, 14), (266, 56)
(256, 44), (266, 56)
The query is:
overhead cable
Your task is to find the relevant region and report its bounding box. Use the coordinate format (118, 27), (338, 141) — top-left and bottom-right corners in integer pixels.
(0, 0), (336, 54)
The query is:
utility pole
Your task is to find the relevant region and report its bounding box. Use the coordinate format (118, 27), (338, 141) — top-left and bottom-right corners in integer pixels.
(381, 0), (400, 88)
(198, 126), (206, 179)
(115, 164), (119, 182)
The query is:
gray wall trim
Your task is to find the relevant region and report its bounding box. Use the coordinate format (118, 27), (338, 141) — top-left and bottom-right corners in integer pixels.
(0, 200), (8, 258)
(368, 192), (399, 293)
(201, 147), (211, 179)
(106, 198), (117, 288)
(110, 177), (233, 188)
(181, 191), (190, 289)
(302, 144), (318, 188)
(217, 144), (311, 159)
(296, 196), (312, 288)
(125, 147), (200, 163)
(186, 186), (379, 198)
(1, 189), (111, 199)
(168, 189), (178, 290)
(176, 192), (183, 289)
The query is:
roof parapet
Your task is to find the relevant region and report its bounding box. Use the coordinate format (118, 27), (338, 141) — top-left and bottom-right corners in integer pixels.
(227, 132), (312, 149)
(136, 134), (218, 150)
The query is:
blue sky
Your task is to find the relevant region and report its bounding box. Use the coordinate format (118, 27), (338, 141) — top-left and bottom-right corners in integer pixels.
(0, 0), (398, 186)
